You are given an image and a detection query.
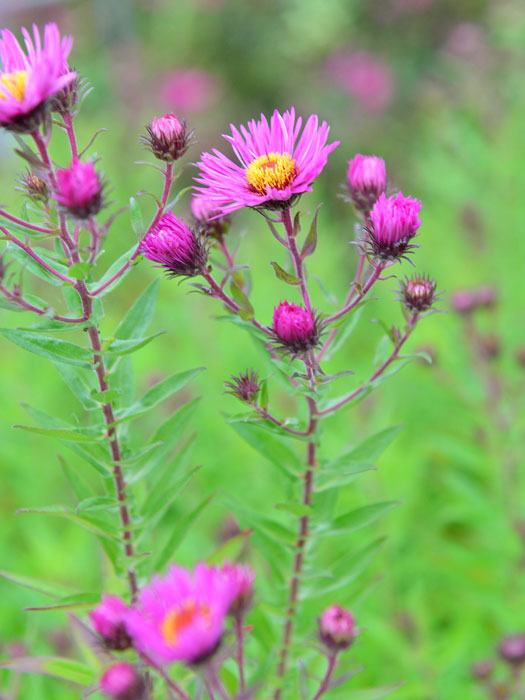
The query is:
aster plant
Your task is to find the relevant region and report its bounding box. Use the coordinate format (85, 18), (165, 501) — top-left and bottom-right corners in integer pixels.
(0, 20), (439, 700)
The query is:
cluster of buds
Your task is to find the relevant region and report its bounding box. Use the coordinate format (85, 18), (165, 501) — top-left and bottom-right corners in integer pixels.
(347, 154), (386, 213)
(142, 113), (194, 162)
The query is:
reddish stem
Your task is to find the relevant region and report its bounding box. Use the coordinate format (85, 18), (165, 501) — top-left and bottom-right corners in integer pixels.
(0, 284), (87, 323)
(0, 209), (55, 234)
(324, 261), (384, 325)
(311, 654), (338, 700)
(281, 207), (312, 314)
(0, 227), (72, 284)
(235, 616), (246, 693)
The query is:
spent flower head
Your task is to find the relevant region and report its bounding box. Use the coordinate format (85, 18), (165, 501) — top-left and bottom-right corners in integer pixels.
(90, 595), (132, 651)
(139, 212), (207, 279)
(55, 159), (103, 219)
(100, 663), (146, 700)
(368, 192), (422, 260)
(224, 369), (261, 404)
(0, 23), (75, 132)
(142, 113), (193, 162)
(347, 154), (386, 212)
(195, 107), (339, 216)
(18, 170), (49, 202)
(319, 605), (356, 651)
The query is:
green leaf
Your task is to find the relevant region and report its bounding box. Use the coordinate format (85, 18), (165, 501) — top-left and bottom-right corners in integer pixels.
(129, 196), (145, 237)
(230, 280), (254, 320)
(316, 465), (375, 492)
(207, 530), (252, 564)
(338, 425), (403, 465)
(13, 425), (100, 442)
(0, 329), (92, 367)
(228, 420), (302, 478)
(17, 505), (118, 541)
(67, 261), (94, 280)
(343, 683), (404, 700)
(0, 569), (74, 599)
(275, 502), (313, 517)
(117, 367), (204, 423)
(91, 389), (121, 404)
(324, 299), (372, 360)
(153, 494), (214, 571)
(6, 243), (69, 287)
(114, 279), (160, 341)
(0, 657), (96, 686)
(300, 203), (322, 258)
(106, 330), (165, 355)
(326, 501), (399, 535)
(26, 592), (101, 611)
(52, 362), (98, 410)
(270, 261), (300, 285)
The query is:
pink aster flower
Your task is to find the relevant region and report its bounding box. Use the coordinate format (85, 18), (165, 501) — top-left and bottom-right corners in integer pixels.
(100, 663), (146, 700)
(90, 595), (132, 651)
(319, 605), (356, 651)
(139, 212), (207, 278)
(347, 154), (386, 212)
(0, 23), (75, 132)
(368, 192), (422, 260)
(272, 301), (319, 355)
(159, 68), (219, 114)
(124, 563), (238, 665)
(55, 160), (103, 219)
(325, 50), (394, 114)
(220, 562), (255, 616)
(194, 108), (339, 216)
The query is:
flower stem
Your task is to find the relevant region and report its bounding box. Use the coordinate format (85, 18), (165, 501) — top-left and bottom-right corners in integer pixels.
(235, 616), (246, 693)
(311, 654), (337, 700)
(281, 207), (312, 313)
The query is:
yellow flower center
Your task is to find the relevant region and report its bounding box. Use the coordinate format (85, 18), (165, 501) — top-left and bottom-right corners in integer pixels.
(161, 600), (211, 646)
(245, 152), (297, 195)
(0, 70), (28, 102)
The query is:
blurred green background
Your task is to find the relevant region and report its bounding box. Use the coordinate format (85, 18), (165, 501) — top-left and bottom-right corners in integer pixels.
(1, 0), (525, 698)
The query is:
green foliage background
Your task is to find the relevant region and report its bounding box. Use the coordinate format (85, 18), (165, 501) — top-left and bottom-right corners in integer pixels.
(1, 0), (525, 698)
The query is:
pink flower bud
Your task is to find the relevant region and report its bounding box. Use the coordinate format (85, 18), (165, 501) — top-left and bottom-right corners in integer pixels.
(100, 663), (146, 700)
(400, 275), (437, 312)
(191, 193), (230, 239)
(272, 301), (318, 354)
(220, 562), (255, 616)
(142, 113), (192, 162)
(55, 160), (102, 219)
(224, 369), (261, 404)
(498, 635), (525, 666)
(139, 212), (207, 278)
(319, 605), (356, 651)
(90, 595), (131, 651)
(369, 192), (422, 260)
(347, 154), (386, 211)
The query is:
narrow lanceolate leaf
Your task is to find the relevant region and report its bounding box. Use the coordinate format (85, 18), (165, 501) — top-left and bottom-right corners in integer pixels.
(114, 279), (160, 341)
(116, 367), (204, 423)
(6, 243), (69, 287)
(270, 261), (300, 286)
(323, 425), (403, 471)
(153, 494), (214, 571)
(228, 420), (302, 478)
(0, 569), (75, 599)
(300, 203), (322, 258)
(315, 465), (376, 492)
(17, 505), (119, 541)
(207, 530), (252, 565)
(324, 501), (399, 535)
(52, 363), (98, 411)
(13, 425), (101, 442)
(25, 592), (100, 612)
(342, 682), (405, 700)
(129, 196), (145, 237)
(230, 280), (254, 321)
(89, 245), (138, 297)
(105, 330), (165, 355)
(0, 657), (96, 686)
(67, 262), (94, 280)
(0, 329), (92, 367)
(274, 502), (313, 517)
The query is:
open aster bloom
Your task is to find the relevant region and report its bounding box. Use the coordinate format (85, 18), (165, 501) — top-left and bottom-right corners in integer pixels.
(124, 563), (239, 665)
(194, 108), (339, 216)
(0, 23), (75, 132)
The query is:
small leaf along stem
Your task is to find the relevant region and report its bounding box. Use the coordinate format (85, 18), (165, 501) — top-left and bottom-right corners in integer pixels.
(317, 312), (419, 417)
(311, 654), (338, 700)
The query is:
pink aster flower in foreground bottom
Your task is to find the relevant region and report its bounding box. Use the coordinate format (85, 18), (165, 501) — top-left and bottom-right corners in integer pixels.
(139, 212), (207, 279)
(100, 663), (146, 700)
(90, 595), (131, 651)
(124, 563), (241, 665)
(0, 23), (75, 132)
(55, 160), (102, 219)
(273, 301), (319, 355)
(195, 108), (339, 216)
(347, 154), (386, 212)
(368, 192), (422, 260)
(319, 605), (356, 651)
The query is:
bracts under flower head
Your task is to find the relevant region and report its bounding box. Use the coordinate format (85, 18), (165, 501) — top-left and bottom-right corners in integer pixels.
(142, 113), (193, 162)
(399, 275), (437, 313)
(224, 369), (261, 404)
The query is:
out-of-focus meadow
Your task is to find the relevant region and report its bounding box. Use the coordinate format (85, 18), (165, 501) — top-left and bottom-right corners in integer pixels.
(1, 0), (525, 698)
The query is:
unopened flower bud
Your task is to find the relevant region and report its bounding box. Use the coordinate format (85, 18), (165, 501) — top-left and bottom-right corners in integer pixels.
(224, 369), (261, 404)
(89, 595), (132, 651)
(272, 301), (320, 355)
(100, 663), (146, 700)
(55, 160), (103, 219)
(139, 212), (207, 279)
(191, 193), (230, 239)
(221, 562), (255, 617)
(471, 659), (493, 681)
(19, 171), (49, 203)
(498, 634), (525, 665)
(368, 192), (422, 260)
(347, 154), (386, 212)
(451, 290), (477, 314)
(319, 605), (356, 651)
(142, 113), (193, 162)
(400, 275), (437, 313)
(479, 333), (500, 360)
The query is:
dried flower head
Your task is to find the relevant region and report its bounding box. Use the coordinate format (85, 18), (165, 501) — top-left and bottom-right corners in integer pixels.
(347, 154), (386, 212)
(100, 663), (146, 700)
(399, 275), (437, 312)
(124, 563), (240, 665)
(18, 170), (49, 202)
(90, 595), (132, 651)
(319, 605), (356, 651)
(195, 108), (339, 215)
(55, 159), (103, 219)
(224, 369), (261, 404)
(272, 301), (320, 356)
(368, 192), (422, 260)
(142, 113), (193, 162)
(0, 23), (76, 133)
(139, 212), (207, 279)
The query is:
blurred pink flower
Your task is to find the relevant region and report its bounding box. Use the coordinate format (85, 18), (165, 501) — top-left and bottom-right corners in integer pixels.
(324, 50), (395, 113)
(444, 23), (486, 58)
(159, 68), (219, 114)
